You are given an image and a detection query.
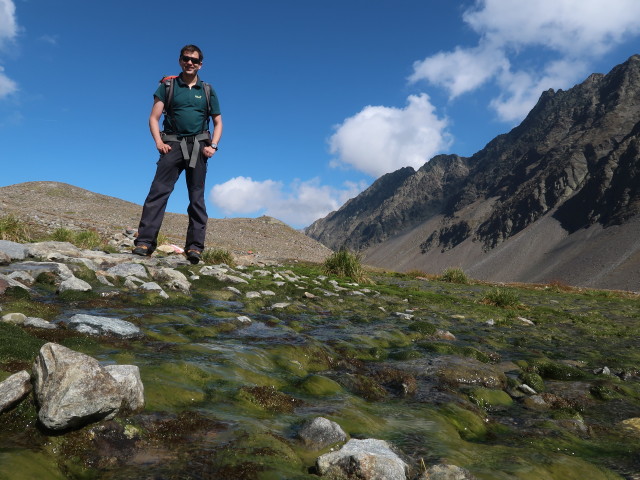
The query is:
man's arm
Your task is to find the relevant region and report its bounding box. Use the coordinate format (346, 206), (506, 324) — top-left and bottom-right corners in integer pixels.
(149, 97), (171, 154)
(203, 114), (223, 158)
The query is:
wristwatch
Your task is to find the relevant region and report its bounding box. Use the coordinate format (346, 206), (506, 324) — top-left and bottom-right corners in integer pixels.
(210, 143), (218, 150)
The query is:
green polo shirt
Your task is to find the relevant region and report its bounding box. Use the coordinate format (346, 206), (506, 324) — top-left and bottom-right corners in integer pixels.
(154, 75), (221, 136)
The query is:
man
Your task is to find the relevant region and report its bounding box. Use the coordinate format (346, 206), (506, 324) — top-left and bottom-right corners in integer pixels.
(133, 44), (223, 264)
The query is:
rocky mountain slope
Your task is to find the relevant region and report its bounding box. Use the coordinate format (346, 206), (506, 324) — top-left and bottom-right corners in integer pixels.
(0, 181), (332, 264)
(306, 55), (640, 291)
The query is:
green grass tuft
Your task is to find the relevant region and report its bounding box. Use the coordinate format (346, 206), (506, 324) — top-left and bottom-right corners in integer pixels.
(439, 267), (470, 284)
(323, 248), (368, 283)
(0, 215), (33, 243)
(201, 247), (236, 267)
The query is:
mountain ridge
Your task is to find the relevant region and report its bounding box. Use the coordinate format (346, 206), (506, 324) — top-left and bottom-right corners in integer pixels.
(306, 54), (640, 291)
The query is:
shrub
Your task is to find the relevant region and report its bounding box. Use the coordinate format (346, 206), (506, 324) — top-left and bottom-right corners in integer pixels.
(439, 267), (470, 284)
(322, 249), (367, 283)
(49, 227), (104, 250)
(0, 214), (32, 242)
(482, 288), (522, 309)
(201, 247), (236, 267)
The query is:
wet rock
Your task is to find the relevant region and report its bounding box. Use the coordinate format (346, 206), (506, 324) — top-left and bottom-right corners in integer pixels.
(1, 312), (27, 324)
(24, 317), (58, 329)
(0, 240), (27, 260)
(298, 416), (347, 450)
(417, 463), (478, 479)
(435, 356), (507, 389)
(0, 370), (32, 413)
(316, 438), (408, 480)
(33, 343), (123, 430)
(518, 384), (537, 395)
(104, 364), (145, 412)
(619, 417), (640, 436)
(67, 313), (142, 338)
(57, 275), (92, 293)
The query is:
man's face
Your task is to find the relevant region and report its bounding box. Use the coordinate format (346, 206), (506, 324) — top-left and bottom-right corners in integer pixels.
(179, 52), (202, 75)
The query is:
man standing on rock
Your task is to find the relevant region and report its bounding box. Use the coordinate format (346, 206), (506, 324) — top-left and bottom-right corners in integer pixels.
(133, 44), (223, 264)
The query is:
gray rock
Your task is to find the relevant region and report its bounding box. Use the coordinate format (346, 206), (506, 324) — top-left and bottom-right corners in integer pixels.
(0, 370), (32, 413)
(33, 343), (122, 430)
(1, 312), (27, 324)
(140, 282), (169, 299)
(57, 276), (92, 293)
(24, 317), (58, 330)
(106, 263), (149, 279)
(7, 270), (35, 285)
(25, 241), (82, 260)
(9, 261), (74, 281)
(316, 438), (408, 480)
(149, 267), (190, 294)
(0, 240), (27, 260)
(299, 416), (347, 450)
(0, 252), (10, 265)
(246, 291), (261, 299)
(104, 364), (145, 412)
(67, 314), (142, 338)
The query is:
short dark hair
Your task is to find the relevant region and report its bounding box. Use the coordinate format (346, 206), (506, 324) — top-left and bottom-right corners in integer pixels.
(180, 44), (204, 62)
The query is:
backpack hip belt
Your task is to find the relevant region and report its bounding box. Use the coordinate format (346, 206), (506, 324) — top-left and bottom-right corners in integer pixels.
(161, 132), (211, 168)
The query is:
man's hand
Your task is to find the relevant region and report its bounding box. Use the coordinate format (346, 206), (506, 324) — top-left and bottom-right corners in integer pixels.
(203, 145), (217, 158)
(156, 142), (172, 154)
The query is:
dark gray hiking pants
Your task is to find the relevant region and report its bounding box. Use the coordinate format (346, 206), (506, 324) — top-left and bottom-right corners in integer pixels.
(135, 141), (208, 253)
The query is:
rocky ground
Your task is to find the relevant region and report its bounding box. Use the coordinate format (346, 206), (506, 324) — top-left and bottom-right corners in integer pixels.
(0, 181), (332, 264)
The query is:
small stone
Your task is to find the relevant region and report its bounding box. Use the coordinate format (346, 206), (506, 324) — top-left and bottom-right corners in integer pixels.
(518, 384), (537, 395)
(24, 317), (58, 330)
(298, 417), (347, 450)
(2, 312), (27, 324)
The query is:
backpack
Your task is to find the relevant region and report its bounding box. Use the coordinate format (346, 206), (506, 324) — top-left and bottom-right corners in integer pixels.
(160, 75), (213, 132)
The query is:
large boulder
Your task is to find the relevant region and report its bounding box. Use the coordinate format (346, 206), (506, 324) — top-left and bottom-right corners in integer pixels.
(33, 343), (123, 430)
(316, 438), (408, 480)
(0, 370), (32, 413)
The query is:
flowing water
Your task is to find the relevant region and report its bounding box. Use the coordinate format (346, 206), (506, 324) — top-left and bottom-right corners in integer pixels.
(0, 265), (639, 479)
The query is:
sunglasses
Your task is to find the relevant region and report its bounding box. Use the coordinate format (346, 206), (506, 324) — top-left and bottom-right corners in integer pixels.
(180, 55), (202, 64)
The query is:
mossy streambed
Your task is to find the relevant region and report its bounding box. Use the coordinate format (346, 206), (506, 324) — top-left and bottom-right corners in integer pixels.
(1, 262), (640, 479)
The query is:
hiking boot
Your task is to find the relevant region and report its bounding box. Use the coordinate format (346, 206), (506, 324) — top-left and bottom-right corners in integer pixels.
(186, 249), (202, 264)
(132, 245), (151, 257)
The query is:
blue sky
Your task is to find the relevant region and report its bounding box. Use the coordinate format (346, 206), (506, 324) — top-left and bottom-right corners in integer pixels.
(2, 1), (640, 229)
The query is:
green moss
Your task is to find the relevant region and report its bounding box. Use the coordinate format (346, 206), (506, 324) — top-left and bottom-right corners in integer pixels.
(297, 374), (343, 396)
(0, 322), (46, 365)
(529, 359), (587, 380)
(409, 320), (438, 335)
(439, 403), (487, 441)
(519, 372), (545, 392)
(468, 387), (513, 409)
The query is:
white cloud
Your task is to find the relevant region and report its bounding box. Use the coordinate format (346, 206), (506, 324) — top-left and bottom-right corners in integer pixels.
(410, 0), (640, 122)
(328, 94), (452, 177)
(0, 0), (18, 99)
(209, 176), (366, 227)
(0, 0), (17, 49)
(0, 65), (17, 98)
(409, 41), (509, 98)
